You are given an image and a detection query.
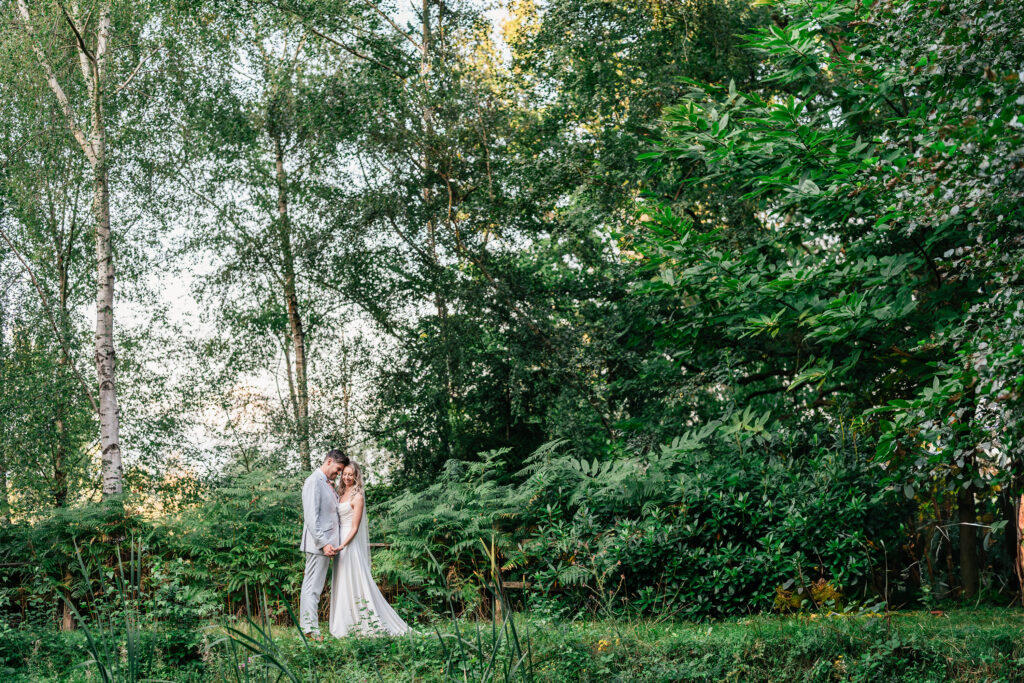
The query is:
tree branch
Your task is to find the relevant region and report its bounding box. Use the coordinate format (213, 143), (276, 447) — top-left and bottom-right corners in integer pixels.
(0, 222), (99, 414)
(908, 233), (942, 287)
(305, 25), (405, 80)
(57, 1), (96, 64)
(737, 369), (790, 386)
(115, 48), (159, 94)
(356, 0), (422, 50)
(14, 0), (98, 166)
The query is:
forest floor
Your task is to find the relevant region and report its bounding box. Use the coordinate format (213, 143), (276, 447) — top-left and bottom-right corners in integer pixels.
(14, 609), (1024, 682)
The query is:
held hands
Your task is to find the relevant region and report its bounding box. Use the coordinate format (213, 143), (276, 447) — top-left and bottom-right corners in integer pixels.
(323, 544), (347, 557)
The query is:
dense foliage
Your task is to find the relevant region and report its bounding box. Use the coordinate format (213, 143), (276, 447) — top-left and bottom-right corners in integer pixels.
(382, 437), (906, 620)
(636, 0), (1024, 600)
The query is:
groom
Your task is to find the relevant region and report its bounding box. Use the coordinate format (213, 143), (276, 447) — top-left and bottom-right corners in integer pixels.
(299, 448), (349, 639)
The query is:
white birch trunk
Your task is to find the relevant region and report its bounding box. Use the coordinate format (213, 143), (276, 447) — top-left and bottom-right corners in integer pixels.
(90, 6), (123, 497)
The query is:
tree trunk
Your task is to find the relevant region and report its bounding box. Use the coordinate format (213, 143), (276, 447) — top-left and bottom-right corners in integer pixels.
(340, 334), (352, 450)
(274, 136), (311, 470)
(93, 130), (123, 497)
(54, 415), (69, 508)
(958, 484), (979, 599)
(421, 0), (455, 463)
(421, 0), (446, 333)
(0, 304), (8, 525)
(0, 464), (8, 526)
(54, 230), (72, 508)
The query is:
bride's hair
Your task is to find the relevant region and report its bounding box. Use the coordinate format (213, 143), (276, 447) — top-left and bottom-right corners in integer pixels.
(339, 461), (365, 498)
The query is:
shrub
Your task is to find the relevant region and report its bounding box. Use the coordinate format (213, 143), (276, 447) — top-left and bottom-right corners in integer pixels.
(379, 427), (906, 620)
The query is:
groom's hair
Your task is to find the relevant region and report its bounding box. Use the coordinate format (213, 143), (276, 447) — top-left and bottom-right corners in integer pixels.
(324, 449), (350, 466)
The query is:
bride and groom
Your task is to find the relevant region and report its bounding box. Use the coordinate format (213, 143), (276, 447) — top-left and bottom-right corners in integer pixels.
(299, 449), (410, 639)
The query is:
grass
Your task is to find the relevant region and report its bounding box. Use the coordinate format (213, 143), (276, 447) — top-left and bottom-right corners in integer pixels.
(10, 609), (1024, 682)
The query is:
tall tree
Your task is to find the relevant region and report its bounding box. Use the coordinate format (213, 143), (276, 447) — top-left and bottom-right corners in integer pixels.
(168, 5), (382, 470)
(7, 1), (125, 495)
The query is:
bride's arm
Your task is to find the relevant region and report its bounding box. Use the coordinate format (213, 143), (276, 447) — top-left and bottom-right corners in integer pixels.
(339, 494), (364, 550)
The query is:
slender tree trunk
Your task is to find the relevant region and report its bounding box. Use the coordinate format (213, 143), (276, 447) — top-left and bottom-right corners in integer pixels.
(943, 504), (956, 588)
(61, 570), (75, 631)
(340, 334), (352, 449)
(54, 417), (69, 507)
(282, 340), (299, 428)
(958, 483), (979, 599)
(274, 136), (311, 470)
(956, 361), (986, 600)
(420, 0), (447, 333)
(1015, 494), (1024, 601)
(54, 236), (71, 507)
(0, 305), (8, 525)
(0, 463), (8, 526)
(420, 0), (455, 463)
(93, 122), (123, 496)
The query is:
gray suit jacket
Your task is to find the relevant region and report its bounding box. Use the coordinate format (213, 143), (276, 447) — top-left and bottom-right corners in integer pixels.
(300, 470), (340, 555)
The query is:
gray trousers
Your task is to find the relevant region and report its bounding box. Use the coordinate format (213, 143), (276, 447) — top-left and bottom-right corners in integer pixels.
(299, 552), (331, 635)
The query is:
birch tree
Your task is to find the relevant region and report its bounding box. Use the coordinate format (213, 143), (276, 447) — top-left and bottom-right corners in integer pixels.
(169, 7), (378, 470)
(6, 1), (127, 495)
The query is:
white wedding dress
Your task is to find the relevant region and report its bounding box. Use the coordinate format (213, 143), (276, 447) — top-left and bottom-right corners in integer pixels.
(328, 494), (410, 637)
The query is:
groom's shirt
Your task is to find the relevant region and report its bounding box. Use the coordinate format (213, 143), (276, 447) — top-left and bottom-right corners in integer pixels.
(300, 469), (341, 554)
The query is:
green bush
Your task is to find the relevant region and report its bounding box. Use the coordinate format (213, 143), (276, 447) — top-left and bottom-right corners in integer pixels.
(380, 428), (906, 620)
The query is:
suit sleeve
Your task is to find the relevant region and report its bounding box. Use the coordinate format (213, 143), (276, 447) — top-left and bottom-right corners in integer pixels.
(302, 477), (329, 549)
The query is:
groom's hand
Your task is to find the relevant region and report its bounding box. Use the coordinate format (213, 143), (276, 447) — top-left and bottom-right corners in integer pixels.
(323, 544), (337, 556)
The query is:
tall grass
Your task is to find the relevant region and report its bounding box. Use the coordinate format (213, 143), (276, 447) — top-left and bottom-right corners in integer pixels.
(208, 589), (320, 683)
(62, 535), (164, 682)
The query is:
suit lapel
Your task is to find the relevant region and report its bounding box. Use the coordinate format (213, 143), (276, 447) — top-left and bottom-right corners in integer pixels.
(323, 473), (338, 501)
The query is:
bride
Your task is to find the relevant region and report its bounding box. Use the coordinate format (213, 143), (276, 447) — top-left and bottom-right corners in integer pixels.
(329, 462), (410, 637)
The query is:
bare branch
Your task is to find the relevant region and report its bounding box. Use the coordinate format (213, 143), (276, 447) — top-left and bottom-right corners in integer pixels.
(115, 48), (159, 94)
(291, 30), (306, 70)
(357, 0), (422, 50)
(57, 1), (96, 64)
(305, 25), (405, 80)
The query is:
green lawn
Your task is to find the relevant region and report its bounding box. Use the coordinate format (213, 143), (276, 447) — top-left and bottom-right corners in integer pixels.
(12, 610), (1024, 682)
